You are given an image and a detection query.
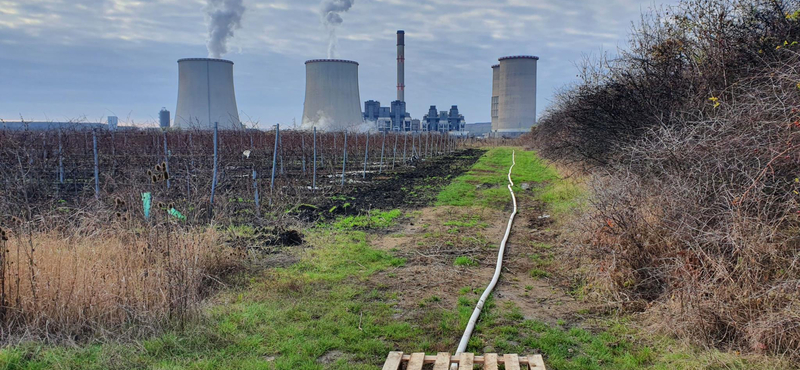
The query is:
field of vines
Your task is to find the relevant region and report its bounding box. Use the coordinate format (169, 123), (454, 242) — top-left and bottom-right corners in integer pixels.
(0, 126), (471, 339)
(0, 127), (467, 224)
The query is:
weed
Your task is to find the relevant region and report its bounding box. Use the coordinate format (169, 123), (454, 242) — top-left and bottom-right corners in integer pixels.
(333, 209), (403, 230)
(454, 256), (478, 267)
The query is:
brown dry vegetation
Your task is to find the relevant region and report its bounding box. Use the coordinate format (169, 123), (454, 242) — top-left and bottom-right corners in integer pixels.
(0, 218), (239, 342)
(532, 0), (800, 361)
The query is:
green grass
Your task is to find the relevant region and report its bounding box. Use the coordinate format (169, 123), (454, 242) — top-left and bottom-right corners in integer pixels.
(453, 256), (478, 267)
(437, 148), (564, 209)
(332, 209), (403, 230)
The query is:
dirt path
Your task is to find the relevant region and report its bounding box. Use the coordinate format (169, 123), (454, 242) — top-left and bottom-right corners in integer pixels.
(369, 195), (584, 329)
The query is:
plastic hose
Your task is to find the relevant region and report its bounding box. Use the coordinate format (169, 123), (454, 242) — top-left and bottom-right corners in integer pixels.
(451, 150), (518, 369)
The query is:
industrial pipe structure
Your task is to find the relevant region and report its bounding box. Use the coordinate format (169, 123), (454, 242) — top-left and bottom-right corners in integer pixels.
(494, 56), (538, 135)
(302, 59), (364, 131)
(452, 151), (518, 370)
(174, 58), (241, 130)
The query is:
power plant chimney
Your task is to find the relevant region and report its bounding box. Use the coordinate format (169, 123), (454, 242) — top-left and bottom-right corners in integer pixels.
(302, 59), (364, 131)
(397, 30), (405, 102)
(174, 58), (241, 130)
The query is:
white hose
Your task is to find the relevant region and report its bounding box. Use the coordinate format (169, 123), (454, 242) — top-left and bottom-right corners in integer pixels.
(451, 150), (517, 369)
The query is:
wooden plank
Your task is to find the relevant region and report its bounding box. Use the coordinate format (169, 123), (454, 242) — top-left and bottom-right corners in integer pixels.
(504, 354), (521, 370)
(529, 354), (546, 369)
(382, 351), (403, 370)
(459, 353), (474, 369)
(432, 352), (451, 370)
(406, 353), (426, 370)
(484, 353), (498, 370)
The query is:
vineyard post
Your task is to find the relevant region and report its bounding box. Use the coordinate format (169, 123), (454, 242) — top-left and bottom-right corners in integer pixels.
(312, 127), (317, 190)
(425, 132), (429, 158)
(278, 128), (284, 175)
(270, 124), (279, 206)
(403, 131), (408, 165)
(92, 129), (99, 199)
(392, 132), (398, 170)
(410, 132), (416, 158)
(379, 130), (386, 174)
(301, 133), (307, 175)
(210, 122), (219, 218)
(58, 130), (64, 185)
(341, 130), (348, 187)
(362, 132), (369, 178)
(251, 135), (260, 217)
(162, 130), (170, 189)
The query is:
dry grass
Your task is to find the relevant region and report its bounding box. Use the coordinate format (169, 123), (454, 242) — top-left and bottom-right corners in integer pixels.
(0, 222), (240, 342)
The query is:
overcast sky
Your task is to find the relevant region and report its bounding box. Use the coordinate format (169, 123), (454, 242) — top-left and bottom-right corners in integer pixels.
(0, 0), (679, 128)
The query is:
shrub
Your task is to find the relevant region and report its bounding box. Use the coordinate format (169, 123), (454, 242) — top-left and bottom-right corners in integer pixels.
(532, 0), (800, 360)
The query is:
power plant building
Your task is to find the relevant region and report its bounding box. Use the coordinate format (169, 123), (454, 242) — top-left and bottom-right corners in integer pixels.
(492, 55), (538, 136)
(423, 105), (465, 132)
(302, 59), (364, 131)
(174, 58), (242, 130)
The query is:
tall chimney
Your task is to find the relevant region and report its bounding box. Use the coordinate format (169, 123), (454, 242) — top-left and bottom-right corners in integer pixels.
(397, 30), (405, 102)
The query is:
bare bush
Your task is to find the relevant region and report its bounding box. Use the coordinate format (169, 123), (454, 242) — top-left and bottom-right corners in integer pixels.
(533, 0), (800, 360)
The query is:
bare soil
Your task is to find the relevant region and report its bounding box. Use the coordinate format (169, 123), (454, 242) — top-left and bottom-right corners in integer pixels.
(370, 198), (585, 327)
(294, 149), (486, 222)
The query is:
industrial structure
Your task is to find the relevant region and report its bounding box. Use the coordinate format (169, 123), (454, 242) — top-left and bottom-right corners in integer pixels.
(108, 116), (119, 131)
(422, 105), (465, 132)
(362, 30), (466, 133)
(301, 59), (364, 131)
(397, 30), (405, 102)
(159, 108), (170, 129)
(491, 56), (538, 136)
(174, 58), (242, 130)
(363, 100), (411, 131)
(490, 64), (500, 129)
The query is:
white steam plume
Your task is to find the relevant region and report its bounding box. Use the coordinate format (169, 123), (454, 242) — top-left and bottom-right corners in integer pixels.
(320, 0), (355, 58)
(205, 0), (246, 59)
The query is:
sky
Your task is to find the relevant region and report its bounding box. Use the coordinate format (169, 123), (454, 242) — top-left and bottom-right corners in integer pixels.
(0, 0), (680, 128)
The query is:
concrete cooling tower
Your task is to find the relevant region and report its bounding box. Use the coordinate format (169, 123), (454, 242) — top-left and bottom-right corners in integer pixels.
(302, 59), (363, 131)
(174, 58), (241, 130)
(494, 55), (538, 135)
(490, 64), (500, 130)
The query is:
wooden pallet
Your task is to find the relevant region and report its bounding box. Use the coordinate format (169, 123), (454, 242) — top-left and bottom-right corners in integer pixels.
(382, 352), (546, 370)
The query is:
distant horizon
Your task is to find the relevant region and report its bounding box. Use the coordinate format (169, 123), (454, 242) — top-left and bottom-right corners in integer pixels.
(0, 0), (680, 125)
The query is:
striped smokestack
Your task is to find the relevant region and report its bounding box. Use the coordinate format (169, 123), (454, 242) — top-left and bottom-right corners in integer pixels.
(397, 30), (405, 102)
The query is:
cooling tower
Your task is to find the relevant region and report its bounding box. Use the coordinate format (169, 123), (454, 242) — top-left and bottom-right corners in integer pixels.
(174, 58), (241, 130)
(496, 56), (538, 135)
(490, 64), (500, 131)
(302, 59), (363, 131)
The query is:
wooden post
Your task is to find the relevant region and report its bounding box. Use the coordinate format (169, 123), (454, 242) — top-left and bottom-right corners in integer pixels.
(402, 132), (408, 165)
(58, 130), (64, 185)
(92, 129), (99, 199)
(312, 127), (317, 190)
(379, 130), (386, 174)
(392, 132), (398, 169)
(362, 132), (369, 178)
(251, 135), (260, 217)
(162, 130), (170, 189)
(301, 133), (307, 175)
(341, 130), (348, 186)
(270, 124), (279, 206)
(210, 122), (219, 217)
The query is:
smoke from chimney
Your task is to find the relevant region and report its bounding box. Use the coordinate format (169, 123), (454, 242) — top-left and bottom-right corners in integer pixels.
(320, 0), (355, 58)
(205, 0), (246, 59)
